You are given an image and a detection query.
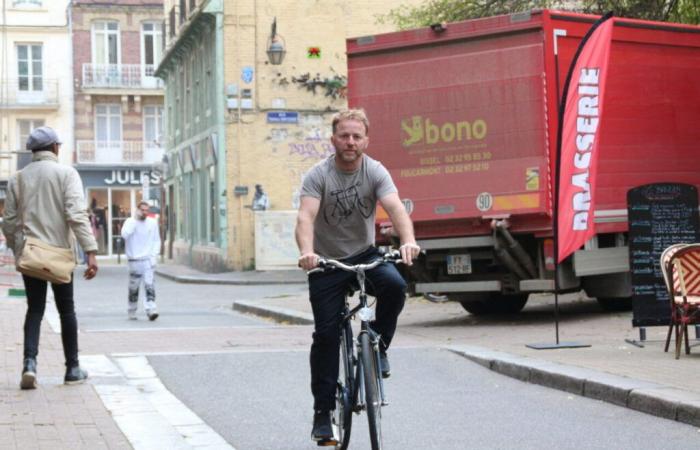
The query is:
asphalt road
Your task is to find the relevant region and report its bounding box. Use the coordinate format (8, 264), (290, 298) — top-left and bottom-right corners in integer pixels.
(149, 347), (700, 450)
(72, 264), (307, 330)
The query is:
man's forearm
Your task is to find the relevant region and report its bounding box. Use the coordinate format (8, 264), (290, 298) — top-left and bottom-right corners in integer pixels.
(295, 219), (315, 254)
(391, 212), (416, 245)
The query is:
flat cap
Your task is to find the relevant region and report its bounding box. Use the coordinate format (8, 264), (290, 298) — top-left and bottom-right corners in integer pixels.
(26, 126), (62, 151)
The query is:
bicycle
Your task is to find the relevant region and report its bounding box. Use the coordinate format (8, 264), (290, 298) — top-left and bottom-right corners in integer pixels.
(309, 250), (401, 450)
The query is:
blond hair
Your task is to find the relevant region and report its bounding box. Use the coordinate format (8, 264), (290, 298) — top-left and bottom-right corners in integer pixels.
(332, 108), (370, 135)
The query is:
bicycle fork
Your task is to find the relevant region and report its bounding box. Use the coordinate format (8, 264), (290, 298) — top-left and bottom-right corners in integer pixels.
(356, 329), (389, 409)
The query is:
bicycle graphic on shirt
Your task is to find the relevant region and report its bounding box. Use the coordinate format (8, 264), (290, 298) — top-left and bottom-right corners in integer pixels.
(323, 184), (374, 226)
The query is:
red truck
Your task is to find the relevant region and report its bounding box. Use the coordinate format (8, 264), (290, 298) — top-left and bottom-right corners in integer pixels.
(347, 10), (700, 314)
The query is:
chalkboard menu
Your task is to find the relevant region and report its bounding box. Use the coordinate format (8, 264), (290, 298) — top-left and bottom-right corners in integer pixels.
(628, 183), (699, 327)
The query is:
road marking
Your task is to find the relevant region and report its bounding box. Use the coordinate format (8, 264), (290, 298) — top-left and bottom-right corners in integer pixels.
(81, 324), (284, 333)
(45, 291), (61, 333)
(82, 354), (235, 450)
(110, 348), (309, 357)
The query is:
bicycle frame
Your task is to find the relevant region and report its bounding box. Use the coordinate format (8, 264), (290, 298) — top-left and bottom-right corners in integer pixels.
(341, 266), (387, 412)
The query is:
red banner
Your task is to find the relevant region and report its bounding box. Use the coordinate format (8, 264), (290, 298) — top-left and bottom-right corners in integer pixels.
(557, 17), (614, 263)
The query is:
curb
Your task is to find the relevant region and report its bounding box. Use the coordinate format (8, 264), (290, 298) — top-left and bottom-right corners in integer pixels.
(8, 288), (26, 297)
(156, 269), (306, 286)
(232, 299), (314, 325)
(446, 345), (700, 428)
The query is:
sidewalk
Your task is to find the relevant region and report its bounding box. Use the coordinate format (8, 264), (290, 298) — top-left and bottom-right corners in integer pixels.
(0, 293), (131, 449)
(155, 263), (306, 285)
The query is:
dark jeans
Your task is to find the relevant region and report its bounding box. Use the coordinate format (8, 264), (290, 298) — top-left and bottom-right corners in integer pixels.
(308, 247), (407, 411)
(22, 274), (79, 368)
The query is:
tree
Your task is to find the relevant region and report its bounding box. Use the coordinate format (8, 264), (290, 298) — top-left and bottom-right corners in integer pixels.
(378, 0), (700, 29)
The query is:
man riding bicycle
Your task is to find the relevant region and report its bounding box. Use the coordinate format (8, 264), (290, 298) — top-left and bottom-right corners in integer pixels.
(295, 108), (420, 444)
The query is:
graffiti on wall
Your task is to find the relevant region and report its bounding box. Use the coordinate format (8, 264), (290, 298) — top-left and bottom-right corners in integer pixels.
(265, 114), (337, 208)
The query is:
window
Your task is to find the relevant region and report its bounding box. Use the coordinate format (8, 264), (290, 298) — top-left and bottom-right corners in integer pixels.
(143, 105), (164, 146)
(169, 7), (176, 38)
(17, 119), (45, 150)
(179, 0), (187, 25)
(92, 21), (120, 65)
(95, 104), (122, 143)
(17, 119), (44, 169)
(12, 0), (42, 7)
(208, 164), (217, 243)
(16, 44), (42, 92)
(141, 22), (163, 75)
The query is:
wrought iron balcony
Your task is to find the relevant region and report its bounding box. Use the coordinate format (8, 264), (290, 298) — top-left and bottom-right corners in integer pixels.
(76, 141), (164, 166)
(0, 79), (59, 109)
(81, 64), (164, 89)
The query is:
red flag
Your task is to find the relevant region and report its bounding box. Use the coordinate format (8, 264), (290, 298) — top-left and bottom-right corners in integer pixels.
(557, 15), (614, 263)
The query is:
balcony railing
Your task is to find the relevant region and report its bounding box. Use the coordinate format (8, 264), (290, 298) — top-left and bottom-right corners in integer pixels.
(76, 141), (164, 166)
(0, 79), (59, 108)
(82, 64), (164, 89)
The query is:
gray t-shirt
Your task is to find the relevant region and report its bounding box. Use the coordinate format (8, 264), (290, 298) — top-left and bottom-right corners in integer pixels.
(300, 154), (397, 259)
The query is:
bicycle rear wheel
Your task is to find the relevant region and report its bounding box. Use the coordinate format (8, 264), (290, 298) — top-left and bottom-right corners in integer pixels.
(334, 321), (354, 449)
(360, 332), (382, 450)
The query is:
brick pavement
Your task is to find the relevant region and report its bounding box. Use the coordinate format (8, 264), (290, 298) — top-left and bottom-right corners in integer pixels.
(0, 294), (131, 450)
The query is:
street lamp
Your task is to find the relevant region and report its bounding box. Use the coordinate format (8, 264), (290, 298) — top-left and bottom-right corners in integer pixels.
(266, 17), (286, 65)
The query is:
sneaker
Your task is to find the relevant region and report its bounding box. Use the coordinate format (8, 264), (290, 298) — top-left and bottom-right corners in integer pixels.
(379, 351), (391, 378)
(311, 410), (335, 443)
(20, 358), (37, 390)
(147, 310), (159, 321)
(64, 366), (88, 385)
(128, 310), (137, 320)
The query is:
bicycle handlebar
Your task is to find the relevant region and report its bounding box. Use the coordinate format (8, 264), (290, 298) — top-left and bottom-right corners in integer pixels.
(307, 250), (402, 275)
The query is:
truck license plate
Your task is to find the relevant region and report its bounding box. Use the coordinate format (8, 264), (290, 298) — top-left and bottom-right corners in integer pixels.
(447, 254), (472, 275)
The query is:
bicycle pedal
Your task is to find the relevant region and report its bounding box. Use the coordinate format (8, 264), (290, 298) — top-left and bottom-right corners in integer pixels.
(317, 438), (339, 447)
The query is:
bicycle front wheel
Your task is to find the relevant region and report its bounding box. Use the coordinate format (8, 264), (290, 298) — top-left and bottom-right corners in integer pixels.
(360, 332), (382, 450)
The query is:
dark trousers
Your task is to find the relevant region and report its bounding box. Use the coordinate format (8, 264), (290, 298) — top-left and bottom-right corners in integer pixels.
(22, 274), (79, 368)
(308, 247), (407, 411)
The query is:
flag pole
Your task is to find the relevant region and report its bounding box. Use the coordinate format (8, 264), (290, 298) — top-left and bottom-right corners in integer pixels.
(527, 11), (614, 350)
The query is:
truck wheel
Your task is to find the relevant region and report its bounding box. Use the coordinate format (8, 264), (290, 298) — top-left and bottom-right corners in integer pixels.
(453, 294), (528, 315)
(596, 297), (633, 312)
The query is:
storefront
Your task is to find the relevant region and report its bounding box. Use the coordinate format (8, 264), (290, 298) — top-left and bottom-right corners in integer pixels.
(77, 168), (162, 256)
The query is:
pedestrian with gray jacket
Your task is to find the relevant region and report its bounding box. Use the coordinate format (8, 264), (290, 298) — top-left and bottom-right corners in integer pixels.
(2, 126), (99, 389)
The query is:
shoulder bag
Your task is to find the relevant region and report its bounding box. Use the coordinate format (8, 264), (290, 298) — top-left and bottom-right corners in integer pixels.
(15, 171), (76, 284)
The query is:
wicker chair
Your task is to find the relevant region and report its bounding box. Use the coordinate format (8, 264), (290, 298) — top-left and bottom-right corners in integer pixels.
(661, 243), (688, 354)
(662, 243), (700, 359)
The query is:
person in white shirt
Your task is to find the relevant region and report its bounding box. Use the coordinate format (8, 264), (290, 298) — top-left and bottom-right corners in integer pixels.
(121, 201), (161, 321)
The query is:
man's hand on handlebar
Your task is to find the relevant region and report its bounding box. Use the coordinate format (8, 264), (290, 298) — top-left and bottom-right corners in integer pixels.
(399, 243), (421, 266)
(298, 252), (320, 271)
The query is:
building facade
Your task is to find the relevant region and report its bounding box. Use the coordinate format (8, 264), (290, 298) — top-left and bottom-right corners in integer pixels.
(0, 0), (73, 211)
(71, 0), (165, 257)
(157, 0), (425, 271)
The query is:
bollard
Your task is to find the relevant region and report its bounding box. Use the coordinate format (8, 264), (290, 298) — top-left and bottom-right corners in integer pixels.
(116, 237), (123, 264)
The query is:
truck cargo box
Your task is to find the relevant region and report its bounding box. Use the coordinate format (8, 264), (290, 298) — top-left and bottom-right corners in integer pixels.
(348, 10), (700, 237)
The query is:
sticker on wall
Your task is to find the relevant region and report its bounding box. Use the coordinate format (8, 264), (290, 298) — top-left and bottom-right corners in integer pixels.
(476, 192), (493, 212)
(526, 167), (540, 191)
(307, 47), (321, 59)
(241, 66), (254, 84)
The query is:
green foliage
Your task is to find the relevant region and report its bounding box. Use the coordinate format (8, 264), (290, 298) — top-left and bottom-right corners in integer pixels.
(378, 0), (700, 29)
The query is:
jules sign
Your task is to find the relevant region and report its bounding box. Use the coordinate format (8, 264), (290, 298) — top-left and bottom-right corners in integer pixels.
(105, 169), (161, 185)
(78, 169), (162, 187)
